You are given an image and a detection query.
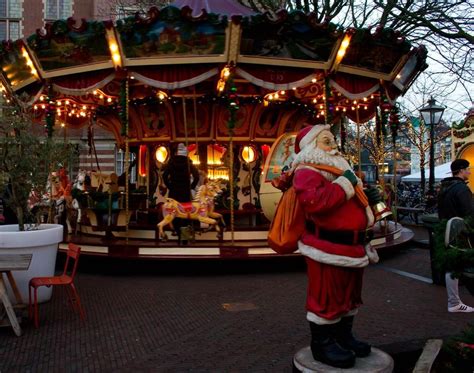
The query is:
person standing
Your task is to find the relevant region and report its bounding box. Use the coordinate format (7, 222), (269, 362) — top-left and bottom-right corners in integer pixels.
(438, 158), (474, 312)
(162, 143), (200, 241)
(291, 125), (380, 368)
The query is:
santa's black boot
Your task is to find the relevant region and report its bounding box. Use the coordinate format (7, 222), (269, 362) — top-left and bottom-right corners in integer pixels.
(309, 322), (355, 369)
(336, 316), (371, 357)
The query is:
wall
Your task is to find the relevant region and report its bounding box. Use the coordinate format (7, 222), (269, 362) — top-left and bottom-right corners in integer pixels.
(23, 0), (44, 36)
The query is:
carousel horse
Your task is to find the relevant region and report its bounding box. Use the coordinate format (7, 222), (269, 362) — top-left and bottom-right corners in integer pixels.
(31, 169), (76, 232)
(71, 169), (88, 230)
(157, 180), (225, 241)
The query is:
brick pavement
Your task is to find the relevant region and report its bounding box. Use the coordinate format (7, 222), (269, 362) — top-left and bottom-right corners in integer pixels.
(1, 241), (473, 372)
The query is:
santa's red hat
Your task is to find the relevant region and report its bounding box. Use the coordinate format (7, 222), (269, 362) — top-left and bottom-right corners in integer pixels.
(295, 124), (331, 153)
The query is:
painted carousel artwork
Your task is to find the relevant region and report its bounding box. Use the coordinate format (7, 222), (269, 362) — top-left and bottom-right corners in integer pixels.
(0, 0), (425, 259)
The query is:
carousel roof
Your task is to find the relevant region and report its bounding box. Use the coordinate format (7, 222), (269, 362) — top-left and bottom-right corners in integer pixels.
(0, 4), (427, 144)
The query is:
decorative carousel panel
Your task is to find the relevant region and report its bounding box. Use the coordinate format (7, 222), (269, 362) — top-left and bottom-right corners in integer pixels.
(26, 19), (110, 73)
(340, 28), (412, 76)
(215, 103), (253, 140)
(0, 40), (37, 89)
(134, 101), (173, 140)
(259, 132), (296, 220)
(253, 106), (286, 140)
(239, 11), (341, 64)
(173, 100), (213, 140)
(116, 6), (228, 61)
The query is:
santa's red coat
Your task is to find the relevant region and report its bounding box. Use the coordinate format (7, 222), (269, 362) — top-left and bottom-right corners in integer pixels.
(293, 166), (373, 323)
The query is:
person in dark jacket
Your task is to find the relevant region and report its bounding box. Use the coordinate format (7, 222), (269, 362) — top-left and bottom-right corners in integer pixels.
(437, 158), (474, 312)
(162, 143), (200, 243)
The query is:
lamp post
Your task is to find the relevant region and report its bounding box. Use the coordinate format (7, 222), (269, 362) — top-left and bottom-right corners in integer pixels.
(419, 97), (445, 195)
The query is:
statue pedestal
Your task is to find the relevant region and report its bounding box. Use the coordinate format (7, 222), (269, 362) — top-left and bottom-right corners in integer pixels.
(293, 346), (393, 373)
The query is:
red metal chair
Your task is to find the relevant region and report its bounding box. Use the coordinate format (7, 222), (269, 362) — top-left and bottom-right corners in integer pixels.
(28, 243), (86, 328)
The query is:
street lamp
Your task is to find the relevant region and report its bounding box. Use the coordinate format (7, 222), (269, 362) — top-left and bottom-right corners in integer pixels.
(419, 97), (445, 195)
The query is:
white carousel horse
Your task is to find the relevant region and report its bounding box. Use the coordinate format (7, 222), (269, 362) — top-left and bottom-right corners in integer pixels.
(157, 180), (225, 241)
(71, 169), (88, 230)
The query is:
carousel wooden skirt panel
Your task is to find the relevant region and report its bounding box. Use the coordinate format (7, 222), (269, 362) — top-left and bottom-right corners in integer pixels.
(66, 219), (413, 260)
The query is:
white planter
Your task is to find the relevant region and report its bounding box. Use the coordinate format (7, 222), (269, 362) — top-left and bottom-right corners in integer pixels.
(0, 224), (63, 304)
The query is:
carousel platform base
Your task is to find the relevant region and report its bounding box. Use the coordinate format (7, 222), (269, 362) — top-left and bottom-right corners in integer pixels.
(61, 221), (413, 260)
(293, 346), (394, 373)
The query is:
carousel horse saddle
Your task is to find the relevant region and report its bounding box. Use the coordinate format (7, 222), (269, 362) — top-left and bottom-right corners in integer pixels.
(177, 202), (197, 214)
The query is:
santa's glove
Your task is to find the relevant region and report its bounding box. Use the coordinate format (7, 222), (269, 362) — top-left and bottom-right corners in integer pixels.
(364, 187), (382, 205)
(342, 170), (358, 186)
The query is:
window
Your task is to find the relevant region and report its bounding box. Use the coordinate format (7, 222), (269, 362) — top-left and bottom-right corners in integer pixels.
(115, 147), (137, 184)
(44, 0), (72, 22)
(0, 0), (21, 40)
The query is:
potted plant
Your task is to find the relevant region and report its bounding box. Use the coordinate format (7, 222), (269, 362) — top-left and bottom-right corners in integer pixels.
(0, 108), (76, 303)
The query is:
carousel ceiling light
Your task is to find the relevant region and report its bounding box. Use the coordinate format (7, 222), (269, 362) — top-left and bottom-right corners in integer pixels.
(106, 27), (123, 69)
(65, 100), (70, 105)
(331, 32), (352, 72)
(155, 146), (169, 164)
(21, 47), (39, 79)
(156, 91), (168, 100)
(241, 145), (256, 164)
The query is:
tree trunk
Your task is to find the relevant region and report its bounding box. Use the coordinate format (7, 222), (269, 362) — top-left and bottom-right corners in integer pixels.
(420, 154), (426, 196)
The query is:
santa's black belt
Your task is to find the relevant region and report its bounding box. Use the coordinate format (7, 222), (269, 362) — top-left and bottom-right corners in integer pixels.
(315, 227), (374, 245)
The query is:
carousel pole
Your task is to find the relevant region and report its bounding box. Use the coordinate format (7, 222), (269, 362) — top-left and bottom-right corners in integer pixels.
(229, 136), (234, 245)
(182, 97), (188, 147)
(356, 105), (362, 177)
(124, 78), (130, 243)
(227, 70), (238, 245)
(193, 87), (199, 156)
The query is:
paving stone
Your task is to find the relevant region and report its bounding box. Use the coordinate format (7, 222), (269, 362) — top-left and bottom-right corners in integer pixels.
(0, 245), (472, 371)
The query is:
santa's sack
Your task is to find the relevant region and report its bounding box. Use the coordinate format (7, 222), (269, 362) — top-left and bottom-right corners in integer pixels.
(268, 185), (305, 254)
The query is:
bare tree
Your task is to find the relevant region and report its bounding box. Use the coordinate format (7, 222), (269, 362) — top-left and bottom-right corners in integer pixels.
(398, 112), (450, 194)
(96, 0), (171, 20)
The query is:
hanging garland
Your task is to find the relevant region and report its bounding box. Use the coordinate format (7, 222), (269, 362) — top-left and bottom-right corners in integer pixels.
(324, 75), (333, 124)
(389, 104), (400, 142)
(375, 107), (382, 146)
(119, 79), (129, 136)
(45, 85), (55, 137)
(453, 128), (472, 139)
(340, 120), (346, 153)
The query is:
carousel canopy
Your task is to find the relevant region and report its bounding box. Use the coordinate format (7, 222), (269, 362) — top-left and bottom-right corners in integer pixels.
(0, 3), (427, 145)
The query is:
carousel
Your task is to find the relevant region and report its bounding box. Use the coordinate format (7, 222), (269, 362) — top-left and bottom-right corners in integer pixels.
(0, 0), (425, 259)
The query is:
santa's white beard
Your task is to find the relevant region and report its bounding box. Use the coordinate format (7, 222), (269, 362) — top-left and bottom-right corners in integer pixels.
(292, 144), (352, 180)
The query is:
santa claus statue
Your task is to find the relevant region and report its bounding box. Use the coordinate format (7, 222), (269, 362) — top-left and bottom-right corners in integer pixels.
(292, 124), (381, 369)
